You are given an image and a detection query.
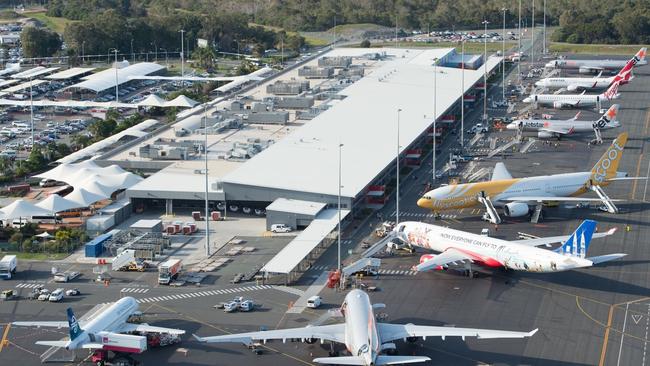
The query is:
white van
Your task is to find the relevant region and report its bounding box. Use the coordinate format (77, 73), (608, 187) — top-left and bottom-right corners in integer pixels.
(48, 288), (64, 302)
(307, 296), (322, 308)
(270, 224), (292, 233)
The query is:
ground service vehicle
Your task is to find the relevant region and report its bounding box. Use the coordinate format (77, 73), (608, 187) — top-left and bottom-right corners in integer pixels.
(270, 224), (292, 233)
(0, 255), (17, 279)
(48, 288), (64, 302)
(158, 259), (182, 285)
(307, 296), (322, 308)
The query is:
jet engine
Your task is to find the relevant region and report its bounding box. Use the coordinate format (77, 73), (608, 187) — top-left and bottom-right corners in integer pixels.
(578, 66), (597, 74)
(304, 338), (317, 344)
(537, 130), (557, 139)
(566, 84), (581, 92)
(419, 254), (443, 270)
(503, 202), (530, 217)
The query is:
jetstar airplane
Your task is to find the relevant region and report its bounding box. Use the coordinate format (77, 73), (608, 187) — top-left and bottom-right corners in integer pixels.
(536, 56), (634, 91)
(506, 104), (620, 143)
(417, 133), (636, 224)
(398, 219), (625, 273)
(194, 289), (537, 366)
(13, 297), (185, 353)
(523, 79), (620, 110)
(545, 47), (646, 74)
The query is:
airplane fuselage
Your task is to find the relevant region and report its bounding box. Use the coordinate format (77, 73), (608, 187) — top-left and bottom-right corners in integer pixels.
(69, 297), (140, 350)
(419, 172), (595, 211)
(525, 93), (605, 107)
(512, 119), (617, 133)
(537, 76), (613, 90)
(400, 222), (593, 272)
(343, 290), (380, 366)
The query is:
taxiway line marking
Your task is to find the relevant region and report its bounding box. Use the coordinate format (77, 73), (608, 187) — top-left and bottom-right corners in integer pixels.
(150, 302), (314, 366)
(643, 304), (650, 366)
(615, 302), (629, 366)
(598, 304), (614, 366)
(644, 109), (650, 136)
(0, 323), (10, 352)
(632, 153), (643, 199)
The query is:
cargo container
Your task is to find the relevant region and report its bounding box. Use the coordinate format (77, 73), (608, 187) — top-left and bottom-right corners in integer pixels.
(99, 332), (147, 353)
(84, 233), (113, 257)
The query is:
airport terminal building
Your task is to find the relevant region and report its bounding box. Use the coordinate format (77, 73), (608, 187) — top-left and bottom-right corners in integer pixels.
(124, 47), (502, 217)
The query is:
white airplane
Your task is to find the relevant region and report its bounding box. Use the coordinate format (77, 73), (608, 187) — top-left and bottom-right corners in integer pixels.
(523, 79), (620, 110)
(545, 47), (647, 74)
(194, 289), (537, 366)
(506, 104), (620, 142)
(13, 297), (185, 353)
(398, 219), (625, 273)
(536, 58), (633, 91)
(417, 133), (636, 223)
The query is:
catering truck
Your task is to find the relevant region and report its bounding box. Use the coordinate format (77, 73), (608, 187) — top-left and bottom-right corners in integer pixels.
(0, 255), (17, 279)
(158, 259), (182, 285)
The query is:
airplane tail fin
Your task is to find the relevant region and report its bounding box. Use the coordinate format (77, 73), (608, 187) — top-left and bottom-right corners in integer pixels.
(554, 220), (597, 258)
(590, 132), (628, 184)
(593, 104), (620, 129)
(66, 308), (83, 341)
(631, 47), (647, 66)
(602, 80), (621, 100)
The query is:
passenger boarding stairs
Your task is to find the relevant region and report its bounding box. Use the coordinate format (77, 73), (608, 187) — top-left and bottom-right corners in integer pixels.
(478, 194), (501, 224)
(111, 249), (136, 271)
(591, 185), (619, 213)
(342, 257), (381, 277)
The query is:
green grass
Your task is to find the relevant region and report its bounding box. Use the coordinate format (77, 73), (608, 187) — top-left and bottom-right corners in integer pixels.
(23, 11), (74, 34)
(302, 34), (330, 47)
(3, 251), (69, 260)
(549, 42), (649, 56)
(328, 23), (385, 34)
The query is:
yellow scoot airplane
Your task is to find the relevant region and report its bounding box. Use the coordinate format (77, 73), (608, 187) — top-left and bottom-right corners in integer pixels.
(418, 133), (635, 223)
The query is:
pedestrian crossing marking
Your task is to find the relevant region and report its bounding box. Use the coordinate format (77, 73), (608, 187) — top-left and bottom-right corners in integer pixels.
(389, 211), (457, 219)
(120, 288), (150, 294)
(15, 283), (45, 289)
(136, 285), (275, 304)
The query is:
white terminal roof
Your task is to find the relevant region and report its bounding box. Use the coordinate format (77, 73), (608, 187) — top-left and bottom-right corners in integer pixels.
(68, 62), (165, 93)
(266, 198), (327, 216)
(222, 48), (502, 199)
(0, 79), (19, 88)
(46, 67), (95, 80)
(2, 79), (48, 93)
(262, 208), (350, 274)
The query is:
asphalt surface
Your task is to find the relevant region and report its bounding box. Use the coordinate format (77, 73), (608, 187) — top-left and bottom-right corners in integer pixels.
(1, 47), (650, 366)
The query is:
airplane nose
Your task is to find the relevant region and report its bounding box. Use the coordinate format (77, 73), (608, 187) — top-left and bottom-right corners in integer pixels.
(534, 81), (542, 86)
(523, 97), (532, 103)
(506, 122), (516, 130)
(417, 197), (431, 208)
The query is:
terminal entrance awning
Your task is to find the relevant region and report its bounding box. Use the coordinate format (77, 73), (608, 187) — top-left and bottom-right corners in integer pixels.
(262, 208), (350, 274)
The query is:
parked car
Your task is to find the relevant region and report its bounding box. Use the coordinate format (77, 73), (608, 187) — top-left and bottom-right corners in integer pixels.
(65, 288), (80, 296)
(270, 224), (292, 233)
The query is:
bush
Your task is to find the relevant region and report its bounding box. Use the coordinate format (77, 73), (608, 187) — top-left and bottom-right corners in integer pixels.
(360, 39), (371, 48)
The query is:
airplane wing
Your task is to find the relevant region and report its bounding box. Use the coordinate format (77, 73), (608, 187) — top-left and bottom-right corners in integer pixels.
(415, 248), (474, 272)
(118, 323), (186, 335)
(491, 162), (513, 180)
(193, 324), (346, 345)
(502, 196), (622, 203)
(512, 227), (617, 247)
(377, 323), (537, 343)
(13, 321), (70, 328)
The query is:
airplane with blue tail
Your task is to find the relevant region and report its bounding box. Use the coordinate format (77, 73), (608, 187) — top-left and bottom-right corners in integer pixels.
(388, 219), (627, 273)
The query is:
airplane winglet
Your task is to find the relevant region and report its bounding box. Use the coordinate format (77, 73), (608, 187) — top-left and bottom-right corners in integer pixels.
(605, 227), (618, 236)
(192, 334), (205, 342)
(527, 328), (539, 337)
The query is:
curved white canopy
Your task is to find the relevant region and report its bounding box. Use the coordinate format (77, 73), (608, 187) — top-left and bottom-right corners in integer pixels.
(35, 194), (83, 213)
(0, 199), (52, 220)
(65, 188), (107, 207)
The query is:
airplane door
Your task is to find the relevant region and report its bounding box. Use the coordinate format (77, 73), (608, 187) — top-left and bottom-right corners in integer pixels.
(544, 183), (551, 193)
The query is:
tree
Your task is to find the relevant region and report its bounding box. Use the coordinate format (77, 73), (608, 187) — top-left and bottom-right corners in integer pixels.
(89, 118), (117, 138)
(21, 26), (62, 58)
(192, 46), (216, 70)
(360, 39), (371, 48)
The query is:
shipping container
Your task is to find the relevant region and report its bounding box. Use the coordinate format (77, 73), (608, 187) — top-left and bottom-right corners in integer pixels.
(84, 232), (113, 257)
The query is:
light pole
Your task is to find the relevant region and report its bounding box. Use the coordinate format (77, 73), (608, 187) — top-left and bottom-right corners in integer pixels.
(432, 57), (438, 183)
(109, 48), (119, 102)
(518, 0), (522, 82)
(153, 42), (158, 62)
(482, 19), (489, 122)
(543, 0), (546, 54)
(532, 0), (535, 64)
(130, 39), (134, 62)
(81, 41), (85, 63)
(502, 7), (507, 102)
(461, 39), (465, 150)
(179, 29), (185, 87)
(337, 142), (343, 271)
(396, 108), (402, 226)
(29, 76), (33, 147)
(204, 103), (210, 257)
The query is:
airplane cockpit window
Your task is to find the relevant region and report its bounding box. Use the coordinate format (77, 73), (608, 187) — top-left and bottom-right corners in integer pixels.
(398, 225), (406, 233)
